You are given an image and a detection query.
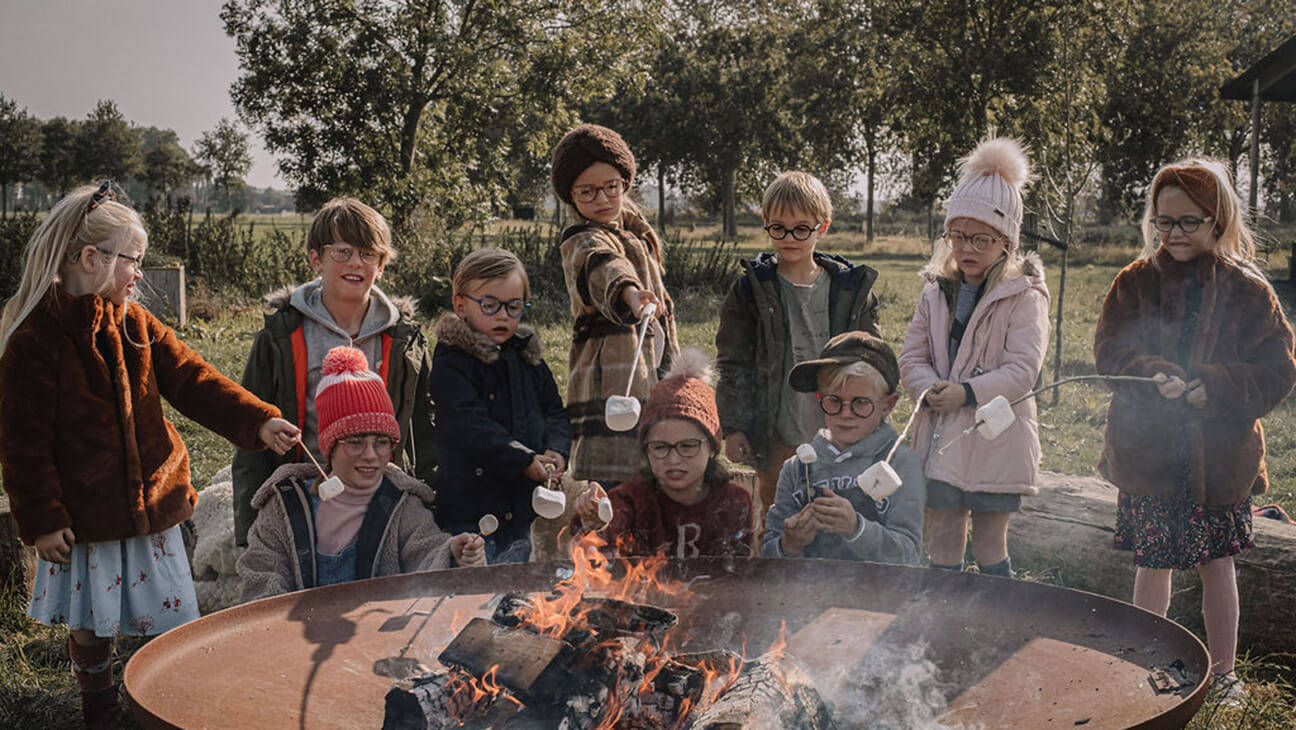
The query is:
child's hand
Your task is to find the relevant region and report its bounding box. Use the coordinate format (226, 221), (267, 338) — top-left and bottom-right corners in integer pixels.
(812, 491), (861, 537)
(450, 533), (487, 567)
(35, 527), (75, 564)
(926, 381), (966, 413)
(259, 418), (301, 455)
(1185, 379), (1207, 408)
(539, 450), (566, 476)
(524, 455), (552, 483)
(1153, 372), (1187, 400)
(622, 287), (661, 320)
(574, 482), (608, 527)
(725, 432), (752, 463)
(780, 503), (820, 556)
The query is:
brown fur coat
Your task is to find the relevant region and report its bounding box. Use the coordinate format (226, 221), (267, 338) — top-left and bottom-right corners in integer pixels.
(0, 288), (280, 544)
(1094, 249), (1296, 505)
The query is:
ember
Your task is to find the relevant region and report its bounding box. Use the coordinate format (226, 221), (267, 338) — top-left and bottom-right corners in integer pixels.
(383, 533), (830, 729)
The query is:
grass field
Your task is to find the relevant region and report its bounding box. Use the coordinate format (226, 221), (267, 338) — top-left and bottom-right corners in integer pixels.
(3, 228), (1294, 727)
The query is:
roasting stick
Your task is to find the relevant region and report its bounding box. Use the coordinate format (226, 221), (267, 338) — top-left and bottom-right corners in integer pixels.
(886, 385), (934, 464)
(937, 374), (1164, 455)
(293, 436), (349, 501)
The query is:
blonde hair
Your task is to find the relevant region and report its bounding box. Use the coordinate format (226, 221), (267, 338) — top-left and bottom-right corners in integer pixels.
(762, 172), (832, 223)
(1138, 158), (1263, 279)
(1, 185), (146, 353)
(452, 247), (530, 300)
(306, 197), (394, 264)
(818, 360), (889, 396)
(920, 231), (1025, 296)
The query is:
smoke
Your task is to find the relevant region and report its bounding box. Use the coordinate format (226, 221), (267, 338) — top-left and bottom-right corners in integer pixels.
(828, 640), (962, 730)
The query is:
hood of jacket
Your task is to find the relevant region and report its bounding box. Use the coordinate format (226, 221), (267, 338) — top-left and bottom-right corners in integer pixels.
(251, 461), (434, 509)
(260, 280), (412, 342)
(927, 251), (1047, 303)
(807, 422), (900, 469)
(434, 312), (542, 366)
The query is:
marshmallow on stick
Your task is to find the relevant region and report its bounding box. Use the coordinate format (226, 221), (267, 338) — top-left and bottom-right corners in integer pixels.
(597, 497), (614, 524)
(604, 302), (658, 432)
(478, 514), (499, 536)
(796, 443), (817, 502)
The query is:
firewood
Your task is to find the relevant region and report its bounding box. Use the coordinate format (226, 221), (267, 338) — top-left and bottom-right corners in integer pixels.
(383, 670), (516, 730)
(438, 617), (574, 701)
(685, 652), (835, 730)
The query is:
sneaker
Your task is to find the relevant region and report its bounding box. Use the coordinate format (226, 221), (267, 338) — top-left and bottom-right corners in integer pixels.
(1208, 673), (1246, 709)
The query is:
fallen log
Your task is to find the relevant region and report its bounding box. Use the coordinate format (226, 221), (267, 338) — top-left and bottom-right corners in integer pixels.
(685, 651), (834, 730)
(1011, 471), (1296, 655)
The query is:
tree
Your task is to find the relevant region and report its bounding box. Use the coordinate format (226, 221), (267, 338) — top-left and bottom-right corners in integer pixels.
(0, 95), (42, 216)
(74, 100), (141, 185)
(37, 117), (81, 198)
(221, 0), (652, 229)
(193, 118), (252, 211)
(141, 127), (201, 200)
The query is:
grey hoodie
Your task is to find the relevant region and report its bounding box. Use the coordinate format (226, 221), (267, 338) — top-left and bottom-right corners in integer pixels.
(290, 279), (401, 461)
(760, 422), (924, 565)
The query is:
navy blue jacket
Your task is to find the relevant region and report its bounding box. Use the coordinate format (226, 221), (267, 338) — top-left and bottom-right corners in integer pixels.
(429, 314), (571, 529)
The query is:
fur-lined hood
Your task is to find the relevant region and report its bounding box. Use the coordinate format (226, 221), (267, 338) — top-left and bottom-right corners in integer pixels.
(434, 312), (542, 366)
(250, 461), (434, 509)
(263, 282), (418, 320)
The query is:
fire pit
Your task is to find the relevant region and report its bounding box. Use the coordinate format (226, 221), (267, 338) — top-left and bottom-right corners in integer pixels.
(125, 554), (1208, 729)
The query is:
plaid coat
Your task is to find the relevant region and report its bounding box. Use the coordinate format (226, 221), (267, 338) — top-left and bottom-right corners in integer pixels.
(560, 211), (679, 483)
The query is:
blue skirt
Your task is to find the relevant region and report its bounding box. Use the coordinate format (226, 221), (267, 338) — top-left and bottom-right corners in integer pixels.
(27, 524), (200, 638)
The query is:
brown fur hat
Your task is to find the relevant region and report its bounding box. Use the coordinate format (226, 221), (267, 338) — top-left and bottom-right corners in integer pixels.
(550, 124), (636, 204)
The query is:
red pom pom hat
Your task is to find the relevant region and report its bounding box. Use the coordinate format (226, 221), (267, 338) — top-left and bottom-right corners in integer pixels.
(315, 346), (400, 460)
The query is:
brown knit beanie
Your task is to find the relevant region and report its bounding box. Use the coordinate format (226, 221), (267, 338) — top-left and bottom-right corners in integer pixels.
(1151, 165), (1223, 235)
(638, 349), (722, 452)
(550, 124), (636, 205)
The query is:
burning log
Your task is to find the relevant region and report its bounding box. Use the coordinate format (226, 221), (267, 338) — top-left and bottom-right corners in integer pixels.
(382, 668), (519, 730)
(684, 651), (834, 730)
(494, 593), (678, 643)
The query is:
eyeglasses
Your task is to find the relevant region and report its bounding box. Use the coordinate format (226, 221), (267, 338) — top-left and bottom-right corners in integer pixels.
(644, 438), (704, 460)
(87, 181), (116, 212)
(96, 247), (144, 272)
(464, 294), (529, 319)
(572, 179), (628, 203)
(335, 434), (396, 456)
(817, 393), (876, 419)
(1152, 215), (1212, 234)
(763, 223), (820, 241)
(944, 230), (1001, 253)
(323, 243), (383, 265)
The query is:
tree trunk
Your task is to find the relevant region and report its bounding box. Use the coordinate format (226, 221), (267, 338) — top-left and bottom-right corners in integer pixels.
(1010, 472), (1296, 655)
(723, 167), (737, 239)
(2, 182), (7, 217)
(865, 140), (876, 245)
(658, 166), (667, 234)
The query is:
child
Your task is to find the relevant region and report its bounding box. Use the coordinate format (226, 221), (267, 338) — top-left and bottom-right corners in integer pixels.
(232, 197), (436, 548)
(572, 350), (753, 558)
(0, 183), (299, 728)
(716, 171), (881, 518)
(761, 333), (923, 564)
(429, 248), (571, 564)
(239, 347), (485, 601)
(1094, 159), (1296, 699)
(898, 137), (1049, 578)
(552, 124), (680, 486)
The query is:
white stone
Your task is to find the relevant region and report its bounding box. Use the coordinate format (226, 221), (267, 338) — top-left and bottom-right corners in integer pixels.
(604, 396), (641, 432)
(795, 443), (818, 464)
(532, 485), (567, 520)
(856, 461), (903, 501)
(974, 395), (1016, 440)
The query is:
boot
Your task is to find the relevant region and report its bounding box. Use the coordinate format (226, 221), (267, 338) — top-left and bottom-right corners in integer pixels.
(69, 636), (120, 730)
(978, 557), (1015, 578)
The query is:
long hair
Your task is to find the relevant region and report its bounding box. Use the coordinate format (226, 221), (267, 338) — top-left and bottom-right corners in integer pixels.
(920, 236), (1025, 297)
(0, 186), (145, 354)
(1138, 158), (1264, 281)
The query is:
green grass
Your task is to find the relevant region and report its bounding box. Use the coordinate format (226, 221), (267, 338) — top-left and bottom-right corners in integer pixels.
(4, 230), (1295, 726)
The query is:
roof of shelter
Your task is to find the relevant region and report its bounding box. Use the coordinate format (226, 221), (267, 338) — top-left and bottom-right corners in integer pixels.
(1221, 34), (1296, 102)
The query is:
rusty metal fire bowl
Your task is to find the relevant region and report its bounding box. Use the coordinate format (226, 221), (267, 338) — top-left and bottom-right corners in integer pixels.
(125, 558), (1208, 728)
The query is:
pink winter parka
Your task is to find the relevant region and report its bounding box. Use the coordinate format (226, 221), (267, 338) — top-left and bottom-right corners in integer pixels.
(899, 254), (1050, 495)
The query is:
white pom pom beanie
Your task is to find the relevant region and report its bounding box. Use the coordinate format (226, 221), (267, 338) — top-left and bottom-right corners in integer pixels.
(944, 137), (1033, 244)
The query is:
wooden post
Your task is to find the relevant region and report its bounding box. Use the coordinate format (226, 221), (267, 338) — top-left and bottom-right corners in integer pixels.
(140, 265), (187, 327)
(1249, 78), (1261, 220)
(1052, 238), (1069, 406)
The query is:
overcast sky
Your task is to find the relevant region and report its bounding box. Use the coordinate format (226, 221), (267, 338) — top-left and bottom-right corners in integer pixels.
(0, 1), (283, 188)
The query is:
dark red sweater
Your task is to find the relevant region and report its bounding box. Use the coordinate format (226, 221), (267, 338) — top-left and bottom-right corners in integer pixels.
(575, 476), (753, 558)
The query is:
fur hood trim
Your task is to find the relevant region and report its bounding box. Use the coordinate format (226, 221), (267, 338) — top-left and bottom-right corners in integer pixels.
(263, 283), (417, 320)
(434, 312), (541, 365)
(251, 462), (434, 508)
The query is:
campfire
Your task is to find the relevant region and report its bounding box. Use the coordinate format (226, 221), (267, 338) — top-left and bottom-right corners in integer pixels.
(383, 533), (832, 729)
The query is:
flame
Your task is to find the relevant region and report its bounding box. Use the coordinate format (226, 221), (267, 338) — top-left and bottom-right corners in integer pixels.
(767, 619), (789, 656)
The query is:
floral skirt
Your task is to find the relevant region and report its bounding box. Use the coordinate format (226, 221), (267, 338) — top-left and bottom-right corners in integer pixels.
(1113, 492), (1253, 570)
(27, 525), (199, 638)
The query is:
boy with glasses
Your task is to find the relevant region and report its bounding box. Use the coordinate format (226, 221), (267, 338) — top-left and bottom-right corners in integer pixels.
(233, 197), (437, 549)
(760, 333), (923, 565)
(716, 172), (881, 524)
(430, 248), (570, 564)
(239, 347), (484, 601)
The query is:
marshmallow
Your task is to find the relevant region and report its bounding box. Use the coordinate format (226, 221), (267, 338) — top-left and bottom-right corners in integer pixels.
(597, 497), (614, 524)
(795, 443), (818, 464)
(974, 395), (1016, 440)
(856, 462), (903, 501)
(604, 396), (641, 432)
(478, 514), (499, 536)
(317, 475), (346, 501)
(532, 485), (567, 520)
